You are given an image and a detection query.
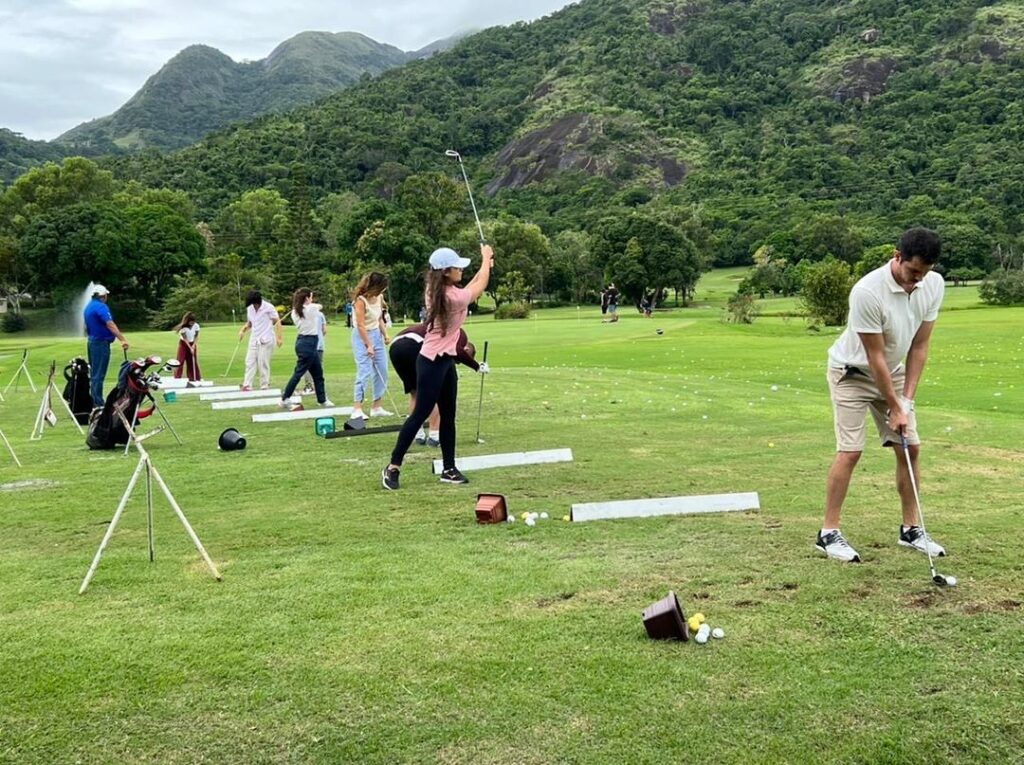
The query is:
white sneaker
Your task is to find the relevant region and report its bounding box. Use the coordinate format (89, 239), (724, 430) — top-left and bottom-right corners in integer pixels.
(350, 409), (367, 420)
(320, 399), (335, 407)
(899, 526), (946, 557)
(370, 407), (394, 417)
(815, 530), (861, 563)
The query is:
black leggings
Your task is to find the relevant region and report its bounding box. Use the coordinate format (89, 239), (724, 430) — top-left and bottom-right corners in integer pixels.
(390, 354), (457, 469)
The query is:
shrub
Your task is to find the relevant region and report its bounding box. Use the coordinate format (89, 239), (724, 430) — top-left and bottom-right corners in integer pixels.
(726, 292), (759, 324)
(800, 257), (853, 326)
(1, 312), (27, 333)
(979, 270), (1024, 306)
(495, 302), (531, 320)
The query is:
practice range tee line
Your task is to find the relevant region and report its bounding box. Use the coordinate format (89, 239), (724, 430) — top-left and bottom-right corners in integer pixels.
(212, 396), (302, 410)
(252, 406), (354, 423)
(163, 385), (240, 396)
(570, 492), (761, 523)
(201, 389), (282, 401)
(431, 448), (573, 474)
(157, 379), (215, 390)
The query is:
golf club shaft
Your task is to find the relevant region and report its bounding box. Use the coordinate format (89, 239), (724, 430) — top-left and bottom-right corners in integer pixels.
(224, 337), (242, 377)
(900, 431), (938, 578)
(475, 341), (489, 443)
(448, 151), (486, 244)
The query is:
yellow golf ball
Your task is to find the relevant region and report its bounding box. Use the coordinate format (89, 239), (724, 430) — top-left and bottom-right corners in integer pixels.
(562, 515), (571, 522)
(768, 442), (775, 448)
(687, 616), (702, 633)
(693, 612), (706, 624)
(521, 512), (530, 520)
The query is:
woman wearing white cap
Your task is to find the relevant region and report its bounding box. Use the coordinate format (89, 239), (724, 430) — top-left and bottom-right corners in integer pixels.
(382, 243), (494, 490)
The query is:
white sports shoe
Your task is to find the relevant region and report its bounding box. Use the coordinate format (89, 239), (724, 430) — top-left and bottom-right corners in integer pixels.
(350, 409), (367, 420)
(370, 407), (394, 417)
(815, 530), (861, 563)
(320, 399), (335, 408)
(899, 526), (946, 557)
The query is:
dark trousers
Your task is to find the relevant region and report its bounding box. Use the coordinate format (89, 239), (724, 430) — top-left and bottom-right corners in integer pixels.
(282, 335), (326, 403)
(390, 354), (458, 469)
(87, 338), (111, 408)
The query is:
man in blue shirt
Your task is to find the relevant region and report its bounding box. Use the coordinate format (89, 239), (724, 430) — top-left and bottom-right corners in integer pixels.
(83, 285), (130, 407)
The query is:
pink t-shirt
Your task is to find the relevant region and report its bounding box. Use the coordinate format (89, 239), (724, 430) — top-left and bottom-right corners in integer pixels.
(247, 301), (280, 347)
(421, 286), (473, 360)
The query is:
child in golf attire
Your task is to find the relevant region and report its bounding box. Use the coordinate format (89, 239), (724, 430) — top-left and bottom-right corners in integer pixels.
(817, 227), (947, 563)
(280, 288), (333, 408)
(350, 272), (392, 419)
(172, 312), (202, 381)
(383, 244), (493, 489)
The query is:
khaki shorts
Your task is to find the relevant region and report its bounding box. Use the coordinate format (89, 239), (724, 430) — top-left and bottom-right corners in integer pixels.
(827, 366), (918, 452)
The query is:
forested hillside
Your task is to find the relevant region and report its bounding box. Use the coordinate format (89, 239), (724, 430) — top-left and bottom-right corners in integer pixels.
(4, 0), (1024, 329)
(1, 129), (72, 185)
(106, 0), (1024, 269)
(54, 32), (422, 152)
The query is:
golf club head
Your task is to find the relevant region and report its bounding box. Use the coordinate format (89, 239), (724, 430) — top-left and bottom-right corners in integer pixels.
(445, 149), (461, 159)
(933, 574), (957, 587)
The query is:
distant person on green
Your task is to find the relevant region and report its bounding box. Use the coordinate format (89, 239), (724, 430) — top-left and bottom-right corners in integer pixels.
(83, 285), (129, 408)
(816, 227), (946, 564)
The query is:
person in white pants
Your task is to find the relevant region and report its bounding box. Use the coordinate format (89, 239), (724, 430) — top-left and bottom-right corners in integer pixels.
(239, 290), (283, 390)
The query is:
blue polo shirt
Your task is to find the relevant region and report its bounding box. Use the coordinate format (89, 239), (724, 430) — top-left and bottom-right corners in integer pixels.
(84, 298), (116, 341)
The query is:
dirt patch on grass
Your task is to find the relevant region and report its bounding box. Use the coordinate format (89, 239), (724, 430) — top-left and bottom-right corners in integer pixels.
(907, 592), (941, 609)
(850, 586), (874, 600)
(536, 592), (576, 608)
(733, 599), (761, 608)
(962, 599), (1021, 615)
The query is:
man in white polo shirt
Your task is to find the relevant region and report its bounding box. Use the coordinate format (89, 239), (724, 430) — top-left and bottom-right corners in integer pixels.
(816, 227), (947, 563)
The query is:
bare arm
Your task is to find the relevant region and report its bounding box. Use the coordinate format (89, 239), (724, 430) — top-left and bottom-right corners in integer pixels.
(238, 320), (252, 340)
(465, 244), (494, 302)
(859, 332), (906, 431)
(273, 315), (284, 347)
(903, 320), (935, 400)
(106, 320), (129, 350)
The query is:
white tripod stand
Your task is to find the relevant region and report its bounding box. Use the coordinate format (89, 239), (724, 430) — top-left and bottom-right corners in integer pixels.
(79, 411), (222, 594)
(30, 361), (85, 440)
(3, 349), (38, 395)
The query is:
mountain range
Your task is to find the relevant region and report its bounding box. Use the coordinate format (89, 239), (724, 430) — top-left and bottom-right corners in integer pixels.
(49, 30), (466, 154)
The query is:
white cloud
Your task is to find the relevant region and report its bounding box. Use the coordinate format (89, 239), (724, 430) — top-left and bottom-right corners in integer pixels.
(0, 0), (573, 139)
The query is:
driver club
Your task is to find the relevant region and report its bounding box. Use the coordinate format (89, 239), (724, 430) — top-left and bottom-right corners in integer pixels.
(445, 149), (486, 244)
(899, 430), (956, 587)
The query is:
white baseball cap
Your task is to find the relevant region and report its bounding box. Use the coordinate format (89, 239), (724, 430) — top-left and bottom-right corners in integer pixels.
(428, 247), (471, 271)
(92, 284), (110, 296)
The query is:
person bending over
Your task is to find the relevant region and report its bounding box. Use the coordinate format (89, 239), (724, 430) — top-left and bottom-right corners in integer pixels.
(389, 322), (488, 447)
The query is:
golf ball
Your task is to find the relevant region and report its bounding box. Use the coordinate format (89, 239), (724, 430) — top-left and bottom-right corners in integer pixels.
(945, 576), (957, 586)
(540, 512), (549, 520)
(771, 385), (779, 392)
(562, 515), (571, 522)
(695, 624), (711, 644)
(687, 616), (702, 633)
(693, 612), (706, 624)
(768, 442), (775, 448)
(521, 512), (530, 520)
(525, 517), (536, 527)
(506, 516), (515, 524)
(712, 628), (725, 639)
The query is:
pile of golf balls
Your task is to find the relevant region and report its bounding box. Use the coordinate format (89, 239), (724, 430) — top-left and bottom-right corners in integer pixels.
(688, 611), (726, 645)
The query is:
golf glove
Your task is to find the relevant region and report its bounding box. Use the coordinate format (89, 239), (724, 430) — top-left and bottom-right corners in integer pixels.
(478, 362), (490, 374)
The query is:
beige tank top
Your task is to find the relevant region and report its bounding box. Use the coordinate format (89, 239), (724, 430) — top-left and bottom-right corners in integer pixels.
(359, 295), (383, 328)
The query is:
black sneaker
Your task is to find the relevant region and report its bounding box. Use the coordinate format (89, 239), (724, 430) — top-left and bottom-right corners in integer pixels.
(381, 465), (400, 490)
(439, 467), (469, 485)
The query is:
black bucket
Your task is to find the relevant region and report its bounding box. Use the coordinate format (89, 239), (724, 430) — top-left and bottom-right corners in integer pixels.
(218, 428), (247, 451)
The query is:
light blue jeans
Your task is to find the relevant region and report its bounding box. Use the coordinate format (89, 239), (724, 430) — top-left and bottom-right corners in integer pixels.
(351, 327), (388, 404)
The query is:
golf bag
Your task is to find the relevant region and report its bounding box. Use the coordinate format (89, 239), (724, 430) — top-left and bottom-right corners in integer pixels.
(62, 357), (93, 425)
(86, 358), (158, 450)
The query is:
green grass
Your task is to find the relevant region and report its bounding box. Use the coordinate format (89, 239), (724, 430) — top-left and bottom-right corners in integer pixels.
(1, 281), (1023, 763)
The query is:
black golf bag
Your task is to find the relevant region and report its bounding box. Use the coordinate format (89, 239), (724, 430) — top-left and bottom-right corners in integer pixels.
(62, 357), (93, 425)
(86, 359), (158, 450)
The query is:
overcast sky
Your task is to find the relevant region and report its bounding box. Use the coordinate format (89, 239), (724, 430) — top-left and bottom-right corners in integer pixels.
(0, 0), (574, 141)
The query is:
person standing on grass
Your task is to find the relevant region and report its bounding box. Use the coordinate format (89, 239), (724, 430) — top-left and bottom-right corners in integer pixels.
(817, 227), (946, 564)
(172, 312), (202, 382)
(239, 290), (283, 391)
(279, 288), (333, 409)
(350, 272), (392, 420)
(83, 284), (129, 408)
(389, 322), (488, 447)
(602, 283), (619, 323)
(382, 244), (493, 490)
(302, 310), (327, 395)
